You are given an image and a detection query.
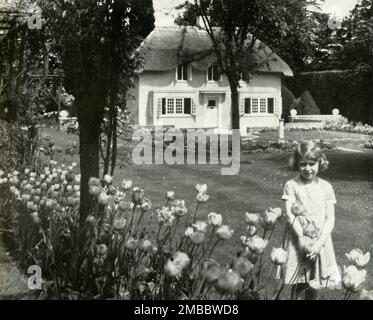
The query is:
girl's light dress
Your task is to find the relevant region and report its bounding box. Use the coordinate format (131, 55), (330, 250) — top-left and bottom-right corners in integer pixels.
(281, 176), (342, 288)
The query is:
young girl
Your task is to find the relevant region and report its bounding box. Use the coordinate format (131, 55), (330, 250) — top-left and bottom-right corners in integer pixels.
(281, 140), (341, 300)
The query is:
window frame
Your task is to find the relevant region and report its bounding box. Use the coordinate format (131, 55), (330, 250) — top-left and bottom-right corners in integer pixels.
(161, 97), (193, 116)
(176, 64), (191, 81)
(243, 97), (276, 115)
(207, 63), (223, 82)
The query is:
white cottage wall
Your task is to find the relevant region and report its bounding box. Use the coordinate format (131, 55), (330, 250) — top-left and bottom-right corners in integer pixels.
(135, 67), (283, 134)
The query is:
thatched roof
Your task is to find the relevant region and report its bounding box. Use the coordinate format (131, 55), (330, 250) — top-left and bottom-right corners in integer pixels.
(138, 26), (293, 77)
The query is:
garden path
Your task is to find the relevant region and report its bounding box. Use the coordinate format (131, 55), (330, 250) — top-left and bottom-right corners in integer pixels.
(0, 238), (31, 300)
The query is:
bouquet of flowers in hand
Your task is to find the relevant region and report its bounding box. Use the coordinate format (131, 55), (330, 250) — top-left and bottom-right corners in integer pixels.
(298, 221), (320, 255)
(291, 202), (320, 255)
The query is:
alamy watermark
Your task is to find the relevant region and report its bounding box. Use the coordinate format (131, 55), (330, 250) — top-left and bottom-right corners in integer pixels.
(27, 265), (42, 290)
(131, 128), (241, 176)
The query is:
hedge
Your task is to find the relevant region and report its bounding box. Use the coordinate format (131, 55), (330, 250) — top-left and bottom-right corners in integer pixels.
(284, 70), (373, 125)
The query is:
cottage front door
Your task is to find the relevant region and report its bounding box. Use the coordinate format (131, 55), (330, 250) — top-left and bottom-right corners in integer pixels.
(204, 96), (219, 128)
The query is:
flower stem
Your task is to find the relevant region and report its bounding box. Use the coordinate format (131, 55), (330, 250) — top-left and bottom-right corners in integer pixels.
(192, 202), (200, 222)
(207, 238), (220, 259)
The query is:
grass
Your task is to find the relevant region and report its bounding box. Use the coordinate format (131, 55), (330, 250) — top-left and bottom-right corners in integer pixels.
(36, 127), (373, 299)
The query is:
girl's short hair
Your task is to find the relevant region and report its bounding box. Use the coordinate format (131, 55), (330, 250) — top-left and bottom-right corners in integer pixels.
(289, 140), (329, 172)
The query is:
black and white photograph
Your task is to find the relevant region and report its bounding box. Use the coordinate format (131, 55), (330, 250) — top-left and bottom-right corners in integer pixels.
(0, 0), (372, 303)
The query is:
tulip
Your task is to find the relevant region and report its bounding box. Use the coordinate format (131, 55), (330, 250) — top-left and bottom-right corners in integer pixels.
(216, 225), (234, 240)
(132, 187), (145, 205)
(22, 194), (31, 202)
(166, 191), (175, 201)
(190, 231), (205, 245)
(233, 257), (253, 277)
(216, 269), (242, 293)
(98, 192), (110, 206)
(0, 169), (4, 177)
(88, 177), (101, 187)
(291, 201), (307, 216)
(75, 174), (81, 184)
(31, 212), (40, 224)
(298, 236), (315, 254)
(346, 249), (370, 268)
(157, 207), (174, 224)
(195, 184), (207, 194)
(140, 198), (152, 212)
(96, 244), (108, 257)
(245, 212), (260, 225)
(208, 212), (223, 227)
(270, 248), (288, 265)
(139, 239), (152, 252)
(261, 207), (282, 229)
(201, 259), (221, 283)
(85, 215), (96, 225)
(184, 227), (194, 237)
(118, 200), (128, 211)
(247, 225), (257, 237)
(103, 174), (113, 185)
(196, 192), (209, 203)
(164, 260), (183, 277)
(342, 265), (367, 293)
(192, 221), (208, 233)
(107, 185), (117, 196)
(125, 238), (138, 251)
(26, 201), (34, 210)
(113, 218), (126, 231)
(121, 179), (133, 191)
(172, 251), (191, 269)
(89, 186), (101, 197)
(171, 200), (187, 217)
(303, 221), (320, 239)
(246, 235), (268, 255)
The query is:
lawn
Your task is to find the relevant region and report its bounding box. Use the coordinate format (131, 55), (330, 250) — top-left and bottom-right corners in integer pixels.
(39, 127), (373, 299)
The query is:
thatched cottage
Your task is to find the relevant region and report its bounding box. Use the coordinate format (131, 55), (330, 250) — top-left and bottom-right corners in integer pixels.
(127, 26), (293, 135)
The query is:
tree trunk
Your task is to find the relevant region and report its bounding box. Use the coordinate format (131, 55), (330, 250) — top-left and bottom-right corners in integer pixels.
(110, 105), (117, 176)
(77, 92), (104, 226)
(229, 82), (240, 130)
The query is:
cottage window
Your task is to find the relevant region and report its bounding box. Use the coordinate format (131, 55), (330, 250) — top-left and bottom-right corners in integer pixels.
(207, 64), (222, 81)
(243, 97), (275, 114)
(161, 97), (194, 115)
(176, 64), (190, 81)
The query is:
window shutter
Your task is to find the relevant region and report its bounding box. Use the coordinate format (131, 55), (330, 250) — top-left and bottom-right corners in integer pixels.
(158, 98), (166, 116)
(268, 98), (274, 114)
(184, 98), (191, 114)
(207, 66), (212, 81)
(191, 99), (196, 115)
(245, 98), (251, 114)
(177, 65), (182, 80)
(213, 64), (219, 81)
(240, 99), (245, 115)
(274, 98), (280, 115)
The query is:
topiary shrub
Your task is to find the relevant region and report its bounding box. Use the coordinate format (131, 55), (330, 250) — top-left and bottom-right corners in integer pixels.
(281, 85), (296, 122)
(297, 91), (321, 115)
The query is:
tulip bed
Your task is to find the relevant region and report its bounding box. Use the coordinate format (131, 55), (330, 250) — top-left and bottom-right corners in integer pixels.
(0, 162), (371, 299)
(0, 128), (372, 300)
